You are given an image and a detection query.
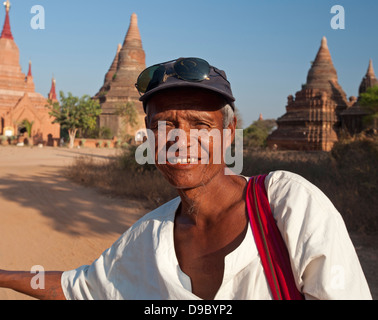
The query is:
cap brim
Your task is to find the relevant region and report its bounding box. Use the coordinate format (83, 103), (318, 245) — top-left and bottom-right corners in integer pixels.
(139, 81), (235, 111)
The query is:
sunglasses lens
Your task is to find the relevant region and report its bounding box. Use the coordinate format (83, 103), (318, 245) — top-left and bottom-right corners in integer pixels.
(174, 58), (210, 81)
(137, 65), (161, 93)
(137, 58), (211, 94)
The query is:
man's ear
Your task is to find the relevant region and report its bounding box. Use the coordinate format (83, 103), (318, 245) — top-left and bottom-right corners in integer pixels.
(143, 117), (149, 142)
(228, 115), (237, 143)
(222, 115), (237, 151)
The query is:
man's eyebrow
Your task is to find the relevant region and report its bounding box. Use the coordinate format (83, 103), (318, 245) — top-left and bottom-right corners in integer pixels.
(148, 109), (218, 124)
(185, 111), (216, 122)
(147, 113), (173, 128)
(150, 113), (172, 123)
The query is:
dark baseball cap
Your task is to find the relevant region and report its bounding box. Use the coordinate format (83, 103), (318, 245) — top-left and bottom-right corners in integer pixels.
(136, 58), (236, 112)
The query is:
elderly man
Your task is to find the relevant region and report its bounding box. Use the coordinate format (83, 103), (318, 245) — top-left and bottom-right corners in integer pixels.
(0, 58), (372, 300)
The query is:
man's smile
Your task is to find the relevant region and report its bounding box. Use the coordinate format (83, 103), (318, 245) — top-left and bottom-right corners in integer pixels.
(167, 157), (199, 164)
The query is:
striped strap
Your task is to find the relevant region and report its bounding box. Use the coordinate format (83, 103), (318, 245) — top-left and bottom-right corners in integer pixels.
(246, 175), (304, 300)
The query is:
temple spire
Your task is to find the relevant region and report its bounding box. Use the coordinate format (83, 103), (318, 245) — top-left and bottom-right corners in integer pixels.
(25, 59), (36, 91)
(359, 59), (378, 96)
(1, 0), (13, 40)
(105, 43), (121, 83)
(115, 12), (145, 78)
(314, 36), (333, 64)
(366, 59), (376, 78)
(48, 76), (57, 101)
(321, 36), (328, 49)
(25, 60), (35, 91)
(27, 60), (32, 77)
(97, 12), (146, 138)
(123, 13), (142, 46)
(306, 36), (339, 90)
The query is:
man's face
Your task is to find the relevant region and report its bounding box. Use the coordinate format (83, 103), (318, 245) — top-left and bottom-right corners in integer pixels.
(145, 88), (235, 190)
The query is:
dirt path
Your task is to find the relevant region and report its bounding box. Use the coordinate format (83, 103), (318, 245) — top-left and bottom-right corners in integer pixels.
(0, 146), (376, 300)
(0, 146), (147, 300)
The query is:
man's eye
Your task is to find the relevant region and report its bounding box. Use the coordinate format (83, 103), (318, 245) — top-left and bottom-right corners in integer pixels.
(150, 121), (175, 130)
(150, 123), (159, 130)
(195, 122), (211, 128)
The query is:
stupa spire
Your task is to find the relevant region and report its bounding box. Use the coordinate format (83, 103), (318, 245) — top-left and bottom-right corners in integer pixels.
(48, 76), (57, 101)
(1, 0), (13, 40)
(115, 12), (145, 76)
(27, 60), (32, 77)
(305, 36), (339, 90)
(25, 60), (35, 91)
(313, 36), (333, 65)
(123, 13), (142, 46)
(321, 36), (328, 48)
(359, 59), (378, 96)
(366, 59), (376, 78)
(97, 13), (146, 138)
(105, 43), (121, 83)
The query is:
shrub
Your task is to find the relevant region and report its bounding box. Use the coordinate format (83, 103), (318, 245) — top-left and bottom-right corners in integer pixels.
(65, 147), (177, 209)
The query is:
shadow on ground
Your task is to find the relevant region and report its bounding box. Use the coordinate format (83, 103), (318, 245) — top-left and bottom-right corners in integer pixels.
(0, 167), (147, 237)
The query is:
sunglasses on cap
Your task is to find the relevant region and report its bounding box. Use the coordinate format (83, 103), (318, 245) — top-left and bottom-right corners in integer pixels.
(135, 57), (229, 96)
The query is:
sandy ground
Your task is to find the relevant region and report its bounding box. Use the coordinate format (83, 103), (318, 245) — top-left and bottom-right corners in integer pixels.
(0, 146), (147, 300)
(0, 145), (376, 300)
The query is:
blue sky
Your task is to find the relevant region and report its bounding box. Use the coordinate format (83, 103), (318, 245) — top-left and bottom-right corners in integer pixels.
(5, 0), (378, 127)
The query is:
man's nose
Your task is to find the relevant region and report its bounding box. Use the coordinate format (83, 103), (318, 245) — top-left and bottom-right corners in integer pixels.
(167, 128), (191, 149)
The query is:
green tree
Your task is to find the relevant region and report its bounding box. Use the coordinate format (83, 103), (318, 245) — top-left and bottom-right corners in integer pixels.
(243, 119), (276, 149)
(21, 119), (34, 138)
(359, 85), (378, 129)
(47, 91), (102, 149)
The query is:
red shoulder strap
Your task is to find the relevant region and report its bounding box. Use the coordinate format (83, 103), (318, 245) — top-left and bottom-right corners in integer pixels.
(246, 175), (304, 300)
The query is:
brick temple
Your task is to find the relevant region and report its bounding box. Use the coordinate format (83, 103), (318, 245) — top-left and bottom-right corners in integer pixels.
(95, 13), (146, 139)
(0, 1), (60, 145)
(341, 59), (378, 135)
(268, 37), (377, 151)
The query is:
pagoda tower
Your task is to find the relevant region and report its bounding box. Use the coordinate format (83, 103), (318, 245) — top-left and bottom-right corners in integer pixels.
(25, 60), (35, 91)
(96, 13), (146, 138)
(0, 1), (60, 145)
(358, 59), (378, 97)
(267, 37), (350, 151)
(96, 43), (122, 95)
(48, 76), (58, 101)
(1, 0), (12, 39)
(0, 0), (29, 94)
(341, 59), (378, 135)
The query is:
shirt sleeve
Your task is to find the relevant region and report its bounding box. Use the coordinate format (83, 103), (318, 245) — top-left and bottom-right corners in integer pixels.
(61, 234), (126, 300)
(265, 171), (372, 300)
(60, 221), (146, 300)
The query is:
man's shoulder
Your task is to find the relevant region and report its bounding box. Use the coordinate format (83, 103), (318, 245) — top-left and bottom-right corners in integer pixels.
(265, 170), (324, 197)
(266, 170), (313, 185)
(128, 197), (181, 232)
(265, 170), (338, 220)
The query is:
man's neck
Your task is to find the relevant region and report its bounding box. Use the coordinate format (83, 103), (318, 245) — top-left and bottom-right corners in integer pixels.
(176, 171), (247, 227)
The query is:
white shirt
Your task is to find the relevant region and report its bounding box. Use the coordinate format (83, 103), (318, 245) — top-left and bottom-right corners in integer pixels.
(61, 171), (372, 300)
